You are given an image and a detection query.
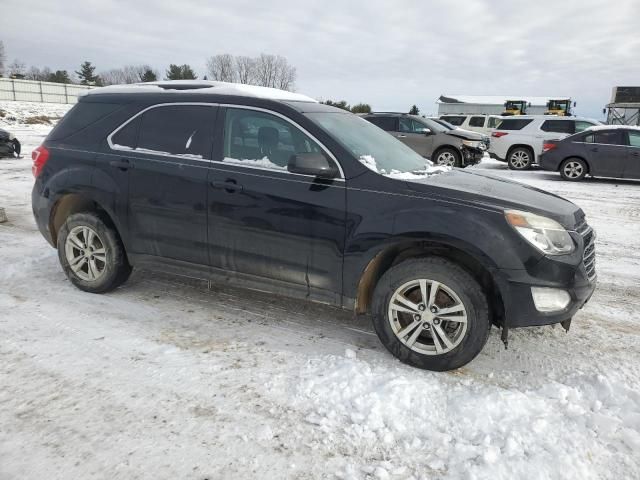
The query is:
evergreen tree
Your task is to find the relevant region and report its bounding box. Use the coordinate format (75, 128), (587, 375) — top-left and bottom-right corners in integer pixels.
(76, 61), (99, 85)
(323, 100), (350, 111)
(409, 105), (420, 115)
(351, 103), (372, 114)
(140, 68), (157, 82)
(165, 64), (197, 80)
(48, 70), (71, 84)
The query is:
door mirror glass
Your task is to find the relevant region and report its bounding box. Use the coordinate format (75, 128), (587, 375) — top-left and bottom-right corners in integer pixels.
(420, 127), (432, 135)
(288, 152), (339, 178)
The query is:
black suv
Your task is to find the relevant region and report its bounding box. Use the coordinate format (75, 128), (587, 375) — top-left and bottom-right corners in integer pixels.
(31, 81), (596, 371)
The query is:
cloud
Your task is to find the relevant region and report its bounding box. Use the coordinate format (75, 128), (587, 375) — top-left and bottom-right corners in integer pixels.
(2, 0), (639, 118)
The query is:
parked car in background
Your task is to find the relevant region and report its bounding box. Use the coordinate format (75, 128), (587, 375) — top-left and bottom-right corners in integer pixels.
(439, 114), (503, 136)
(31, 81), (596, 371)
(539, 126), (640, 181)
(363, 113), (486, 167)
(0, 128), (22, 159)
(428, 117), (491, 153)
(489, 116), (601, 170)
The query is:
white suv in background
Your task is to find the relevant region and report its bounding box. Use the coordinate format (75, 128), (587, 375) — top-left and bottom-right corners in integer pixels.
(489, 116), (602, 170)
(439, 114), (503, 136)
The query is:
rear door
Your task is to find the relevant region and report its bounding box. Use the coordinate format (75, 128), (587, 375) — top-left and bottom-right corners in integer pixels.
(623, 130), (640, 179)
(111, 104), (217, 266)
(207, 106), (346, 304)
(583, 129), (627, 177)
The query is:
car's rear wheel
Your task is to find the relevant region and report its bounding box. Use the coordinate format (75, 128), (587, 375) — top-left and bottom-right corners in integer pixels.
(57, 212), (132, 293)
(435, 148), (461, 167)
(559, 157), (587, 181)
(507, 147), (533, 170)
(371, 257), (490, 371)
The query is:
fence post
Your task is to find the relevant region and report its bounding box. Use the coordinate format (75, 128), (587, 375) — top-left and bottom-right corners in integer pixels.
(11, 79), (16, 101)
(39, 81), (44, 102)
(64, 84), (68, 104)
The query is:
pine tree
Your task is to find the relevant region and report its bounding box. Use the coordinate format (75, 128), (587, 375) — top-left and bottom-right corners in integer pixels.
(76, 61), (99, 85)
(140, 68), (157, 82)
(48, 70), (71, 84)
(165, 64), (197, 80)
(351, 103), (372, 114)
(409, 105), (420, 115)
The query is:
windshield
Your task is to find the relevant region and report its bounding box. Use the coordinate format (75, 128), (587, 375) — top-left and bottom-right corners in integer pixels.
(431, 118), (455, 130)
(306, 112), (447, 176)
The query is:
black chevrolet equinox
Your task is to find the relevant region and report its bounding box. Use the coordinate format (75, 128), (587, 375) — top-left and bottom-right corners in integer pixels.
(31, 81), (597, 371)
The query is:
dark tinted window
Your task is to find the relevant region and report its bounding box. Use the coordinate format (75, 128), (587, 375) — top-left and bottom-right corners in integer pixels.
(49, 102), (121, 141)
(111, 116), (140, 149)
(497, 119), (533, 130)
(584, 130), (624, 145)
(137, 105), (215, 158)
(366, 116), (398, 131)
(440, 116), (465, 126)
(469, 116), (485, 127)
(541, 120), (574, 134)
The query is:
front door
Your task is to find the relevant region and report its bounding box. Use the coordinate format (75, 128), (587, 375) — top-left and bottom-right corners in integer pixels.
(396, 117), (433, 157)
(207, 107), (346, 304)
(111, 104), (217, 266)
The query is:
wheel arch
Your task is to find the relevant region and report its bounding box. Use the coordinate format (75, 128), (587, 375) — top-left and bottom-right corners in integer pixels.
(506, 143), (535, 160)
(560, 155), (590, 173)
(354, 238), (505, 327)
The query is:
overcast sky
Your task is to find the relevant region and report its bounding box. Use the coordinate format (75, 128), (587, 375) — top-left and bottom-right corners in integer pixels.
(3, 0), (639, 119)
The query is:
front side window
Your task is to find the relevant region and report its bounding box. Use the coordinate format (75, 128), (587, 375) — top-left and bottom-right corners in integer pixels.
(367, 116), (398, 132)
(575, 120), (596, 133)
(136, 105), (216, 158)
(399, 117), (428, 133)
(487, 117), (502, 128)
(584, 130), (624, 145)
(223, 108), (325, 171)
(440, 116), (465, 126)
(469, 116), (485, 127)
(541, 120), (574, 134)
(628, 130), (640, 147)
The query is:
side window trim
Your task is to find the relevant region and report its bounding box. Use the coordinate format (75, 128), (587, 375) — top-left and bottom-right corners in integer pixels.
(107, 102), (218, 163)
(217, 104), (345, 179)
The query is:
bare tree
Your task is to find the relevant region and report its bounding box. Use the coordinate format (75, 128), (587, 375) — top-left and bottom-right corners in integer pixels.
(8, 59), (26, 78)
(0, 41), (5, 77)
(206, 54), (235, 82)
(99, 65), (158, 85)
(235, 56), (255, 84)
(254, 54), (296, 91)
(25, 66), (52, 81)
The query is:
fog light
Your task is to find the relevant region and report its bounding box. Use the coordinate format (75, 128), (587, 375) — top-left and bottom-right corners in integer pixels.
(531, 287), (571, 312)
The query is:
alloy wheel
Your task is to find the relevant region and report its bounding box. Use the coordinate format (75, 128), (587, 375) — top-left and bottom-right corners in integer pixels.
(64, 225), (107, 282)
(510, 151), (530, 169)
(437, 151), (456, 166)
(388, 279), (468, 355)
(563, 161), (584, 179)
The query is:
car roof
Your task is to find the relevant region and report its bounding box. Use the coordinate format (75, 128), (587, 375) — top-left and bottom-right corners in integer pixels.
(502, 115), (599, 122)
(81, 80), (318, 103)
(584, 124), (640, 132)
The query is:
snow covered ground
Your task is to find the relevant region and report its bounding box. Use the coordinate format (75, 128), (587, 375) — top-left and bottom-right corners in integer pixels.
(1, 102), (639, 480)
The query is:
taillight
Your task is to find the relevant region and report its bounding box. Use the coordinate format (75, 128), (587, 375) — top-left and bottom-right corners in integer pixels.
(543, 142), (557, 152)
(492, 131), (509, 138)
(32, 146), (50, 178)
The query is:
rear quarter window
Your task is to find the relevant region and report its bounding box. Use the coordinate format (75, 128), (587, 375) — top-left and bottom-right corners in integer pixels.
(469, 116), (485, 127)
(497, 119), (533, 130)
(47, 101), (122, 141)
(541, 120), (574, 134)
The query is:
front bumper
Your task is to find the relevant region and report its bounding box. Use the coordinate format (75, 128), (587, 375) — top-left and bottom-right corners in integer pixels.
(461, 147), (484, 166)
(489, 151), (506, 162)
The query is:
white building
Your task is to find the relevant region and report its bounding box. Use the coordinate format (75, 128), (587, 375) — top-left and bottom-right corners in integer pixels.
(437, 94), (570, 116)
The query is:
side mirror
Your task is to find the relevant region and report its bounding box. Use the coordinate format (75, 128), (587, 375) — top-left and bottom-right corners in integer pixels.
(288, 152), (339, 179)
(420, 128), (432, 135)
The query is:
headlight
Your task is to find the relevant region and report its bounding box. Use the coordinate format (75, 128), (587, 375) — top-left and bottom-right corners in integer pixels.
(462, 139), (486, 150)
(505, 210), (575, 255)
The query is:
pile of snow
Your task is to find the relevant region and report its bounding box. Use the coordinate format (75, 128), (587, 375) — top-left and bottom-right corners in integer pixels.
(223, 156), (287, 170)
(359, 154), (450, 179)
(0, 100), (72, 127)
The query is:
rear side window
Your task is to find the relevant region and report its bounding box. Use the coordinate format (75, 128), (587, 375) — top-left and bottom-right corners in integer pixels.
(584, 130), (625, 145)
(48, 102), (121, 141)
(628, 131), (640, 147)
(575, 120), (596, 133)
(469, 116), (485, 127)
(497, 119), (533, 130)
(440, 116), (466, 126)
(541, 120), (574, 134)
(367, 116), (398, 132)
(111, 116), (140, 149)
(136, 105), (216, 159)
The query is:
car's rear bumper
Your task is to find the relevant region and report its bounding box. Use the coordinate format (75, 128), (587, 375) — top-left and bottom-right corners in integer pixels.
(32, 181), (55, 247)
(538, 152), (562, 171)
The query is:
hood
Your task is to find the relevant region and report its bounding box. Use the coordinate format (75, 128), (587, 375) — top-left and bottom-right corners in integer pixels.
(402, 169), (581, 227)
(444, 129), (484, 141)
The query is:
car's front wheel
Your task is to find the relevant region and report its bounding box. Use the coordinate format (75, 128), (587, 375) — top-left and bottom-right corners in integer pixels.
(435, 148), (461, 167)
(57, 212), (132, 293)
(559, 157), (587, 181)
(507, 147), (533, 170)
(371, 257), (490, 371)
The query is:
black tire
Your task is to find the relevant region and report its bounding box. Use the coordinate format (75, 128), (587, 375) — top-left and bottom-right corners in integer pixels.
(371, 257), (490, 371)
(559, 157), (587, 181)
(507, 147), (533, 170)
(57, 212), (132, 293)
(434, 147), (462, 168)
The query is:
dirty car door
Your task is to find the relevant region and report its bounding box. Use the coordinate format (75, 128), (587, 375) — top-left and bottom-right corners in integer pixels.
(207, 107), (346, 304)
